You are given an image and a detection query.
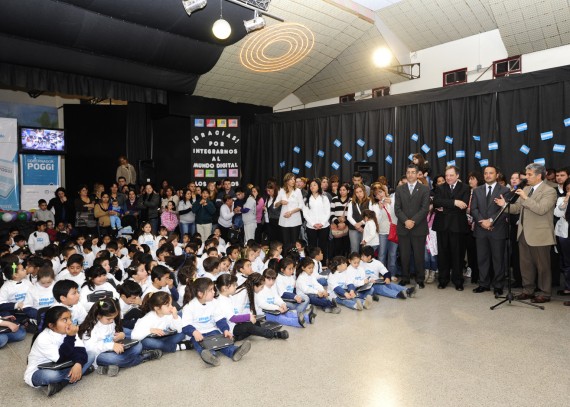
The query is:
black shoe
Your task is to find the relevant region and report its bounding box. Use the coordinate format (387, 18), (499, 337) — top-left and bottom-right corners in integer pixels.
(472, 286), (490, 293)
(397, 291), (407, 299)
(418, 282), (425, 289)
(372, 294), (380, 302)
(455, 285), (464, 291)
(176, 340), (193, 351)
(45, 381), (68, 397)
(406, 287), (416, 298)
(398, 280), (410, 286)
(275, 330), (289, 340)
(494, 288), (504, 296)
(437, 283), (447, 289)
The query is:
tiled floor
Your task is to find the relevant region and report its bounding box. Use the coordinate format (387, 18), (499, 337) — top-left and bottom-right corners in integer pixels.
(2, 283), (570, 407)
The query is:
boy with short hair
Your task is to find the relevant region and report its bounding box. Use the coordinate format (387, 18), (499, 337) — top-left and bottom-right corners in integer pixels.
(52, 279), (87, 325)
(33, 199), (55, 223)
(27, 221), (50, 254)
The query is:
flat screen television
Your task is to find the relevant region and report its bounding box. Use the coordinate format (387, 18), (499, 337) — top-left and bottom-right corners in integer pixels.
(19, 127), (66, 155)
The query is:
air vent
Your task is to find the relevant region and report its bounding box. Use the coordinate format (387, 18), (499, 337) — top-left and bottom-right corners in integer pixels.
(493, 56), (521, 78)
(443, 68), (467, 87)
(339, 93), (355, 103)
(372, 87), (390, 98)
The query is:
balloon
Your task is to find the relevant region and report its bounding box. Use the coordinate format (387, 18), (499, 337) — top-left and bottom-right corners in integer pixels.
(27, 212), (33, 221)
(17, 212), (27, 221)
(2, 212), (13, 222)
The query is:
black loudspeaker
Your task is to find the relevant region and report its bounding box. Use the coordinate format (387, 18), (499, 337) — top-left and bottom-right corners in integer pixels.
(139, 159), (155, 185)
(354, 162), (378, 185)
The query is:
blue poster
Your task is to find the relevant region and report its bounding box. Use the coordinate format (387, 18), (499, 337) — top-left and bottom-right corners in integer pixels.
(22, 155), (59, 185)
(0, 118), (19, 210)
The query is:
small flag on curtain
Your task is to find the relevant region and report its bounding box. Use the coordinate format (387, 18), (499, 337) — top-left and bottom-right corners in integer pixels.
(279, 161), (286, 168)
(331, 162), (340, 170)
(421, 144), (430, 153)
(456, 150), (465, 158)
(445, 136), (453, 144)
(385, 155), (393, 164)
(344, 152), (352, 161)
(564, 118), (570, 127)
(516, 123), (528, 132)
(333, 139), (341, 147)
(357, 139), (365, 147)
(408, 154), (414, 161)
(475, 151), (481, 159)
(385, 134), (394, 143)
(447, 160), (456, 166)
(479, 159), (489, 167)
(472, 135), (481, 141)
(488, 142), (498, 151)
(519, 145), (530, 155)
(366, 149), (374, 157)
(534, 158), (546, 166)
(437, 149), (446, 158)
(293, 146), (301, 153)
(411, 133), (419, 142)
(540, 131), (553, 140)
(317, 150), (325, 157)
(292, 167), (300, 174)
(305, 161), (312, 168)
(553, 144), (566, 153)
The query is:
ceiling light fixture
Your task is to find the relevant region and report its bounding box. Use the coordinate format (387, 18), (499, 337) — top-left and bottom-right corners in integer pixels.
(182, 0), (207, 15)
(212, 0), (231, 40)
(373, 47), (420, 80)
(244, 10), (266, 33)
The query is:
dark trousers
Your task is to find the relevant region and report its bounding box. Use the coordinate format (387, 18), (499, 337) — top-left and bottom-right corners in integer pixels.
(465, 232), (479, 283)
(476, 236), (506, 289)
(218, 224), (230, 242)
(519, 232), (552, 297)
(307, 293), (334, 309)
(233, 322), (274, 341)
(267, 219), (281, 242)
(558, 236), (570, 290)
(282, 225), (301, 248)
(398, 233), (426, 283)
(306, 226), (330, 262)
(509, 219), (522, 284)
(332, 235), (350, 258)
(437, 231), (466, 287)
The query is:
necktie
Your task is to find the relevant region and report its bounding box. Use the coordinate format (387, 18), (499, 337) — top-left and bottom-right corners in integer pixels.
(521, 187), (534, 225)
(486, 185), (493, 207)
(409, 184), (414, 195)
(450, 184), (455, 194)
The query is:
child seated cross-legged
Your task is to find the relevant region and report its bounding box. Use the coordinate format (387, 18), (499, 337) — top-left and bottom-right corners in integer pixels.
(255, 269), (305, 328)
(215, 273), (288, 341)
(52, 280), (88, 326)
(0, 262), (33, 321)
(24, 306), (95, 397)
(345, 252), (375, 308)
(79, 265), (120, 312)
(79, 297), (161, 377)
(327, 256), (366, 311)
(181, 277), (251, 367)
(275, 257), (314, 324)
(295, 258), (341, 314)
(23, 264), (56, 320)
(130, 292), (185, 353)
(360, 246), (415, 300)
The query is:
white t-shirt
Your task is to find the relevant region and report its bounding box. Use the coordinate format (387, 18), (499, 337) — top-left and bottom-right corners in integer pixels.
(181, 298), (225, 334)
(131, 311), (183, 340)
(276, 188), (304, 227)
(23, 282), (55, 309)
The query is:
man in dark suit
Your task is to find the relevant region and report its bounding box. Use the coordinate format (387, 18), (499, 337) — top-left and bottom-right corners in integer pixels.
(394, 164), (430, 288)
(432, 165), (470, 290)
(470, 165), (511, 295)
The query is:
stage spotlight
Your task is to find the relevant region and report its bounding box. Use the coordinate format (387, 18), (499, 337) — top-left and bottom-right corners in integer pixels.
(182, 0), (207, 16)
(212, 0), (231, 40)
(244, 11), (266, 33)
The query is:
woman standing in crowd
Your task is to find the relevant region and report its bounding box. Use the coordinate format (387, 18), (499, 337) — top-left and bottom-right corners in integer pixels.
(250, 186), (265, 242)
(92, 183), (105, 203)
(178, 187), (197, 238)
(347, 184), (370, 254)
(74, 185), (96, 236)
(94, 192), (113, 237)
(264, 181), (281, 243)
(371, 183), (397, 273)
(303, 179), (331, 263)
(48, 187), (75, 225)
(275, 173), (304, 248)
(207, 181), (219, 233)
(161, 187), (179, 213)
(123, 189), (140, 230)
(330, 183), (351, 257)
(138, 183), (161, 234)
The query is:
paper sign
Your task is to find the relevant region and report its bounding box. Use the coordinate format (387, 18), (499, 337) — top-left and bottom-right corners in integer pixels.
(305, 161), (312, 168)
(385, 155), (393, 164)
(519, 145), (530, 155)
(437, 149), (446, 158)
(456, 150), (465, 158)
(540, 131), (553, 140)
(488, 142), (498, 151)
(445, 136), (453, 144)
(411, 133), (419, 142)
(357, 139), (365, 147)
(366, 149), (374, 157)
(421, 144), (430, 153)
(333, 139), (341, 147)
(331, 162), (340, 170)
(553, 144), (566, 153)
(293, 146), (300, 153)
(385, 134), (394, 143)
(516, 123), (528, 132)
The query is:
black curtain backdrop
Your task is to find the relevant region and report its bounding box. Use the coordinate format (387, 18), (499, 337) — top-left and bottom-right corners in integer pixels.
(64, 105), (127, 194)
(244, 109), (396, 187)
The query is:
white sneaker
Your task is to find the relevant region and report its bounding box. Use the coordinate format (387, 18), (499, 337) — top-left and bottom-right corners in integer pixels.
(426, 270), (435, 284)
(354, 299), (363, 311)
(463, 267), (472, 278)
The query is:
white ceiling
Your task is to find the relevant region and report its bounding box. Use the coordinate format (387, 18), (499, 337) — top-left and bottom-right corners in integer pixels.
(194, 0), (570, 107)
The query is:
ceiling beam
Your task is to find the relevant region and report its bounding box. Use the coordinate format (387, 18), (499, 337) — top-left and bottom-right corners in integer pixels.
(322, 0), (375, 23)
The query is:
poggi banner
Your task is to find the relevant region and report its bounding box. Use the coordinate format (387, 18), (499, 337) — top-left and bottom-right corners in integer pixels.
(191, 116), (241, 187)
(20, 155), (60, 210)
(0, 118), (20, 210)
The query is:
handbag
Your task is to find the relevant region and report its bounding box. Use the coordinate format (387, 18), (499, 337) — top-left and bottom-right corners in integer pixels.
(383, 207), (398, 244)
(331, 201), (348, 238)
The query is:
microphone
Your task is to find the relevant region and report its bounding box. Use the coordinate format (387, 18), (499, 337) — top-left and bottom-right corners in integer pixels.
(512, 178), (528, 191)
(492, 179), (528, 224)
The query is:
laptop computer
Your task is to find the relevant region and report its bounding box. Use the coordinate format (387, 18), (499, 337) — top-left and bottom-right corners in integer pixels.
(87, 290), (113, 302)
(38, 360), (74, 370)
(261, 309), (282, 316)
(147, 329), (178, 338)
(121, 338), (140, 350)
(356, 282), (373, 292)
(260, 320), (282, 331)
(200, 334), (234, 351)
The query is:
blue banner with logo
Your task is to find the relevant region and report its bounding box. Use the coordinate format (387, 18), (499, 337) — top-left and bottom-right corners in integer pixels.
(0, 118), (20, 210)
(22, 155), (59, 185)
